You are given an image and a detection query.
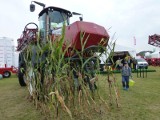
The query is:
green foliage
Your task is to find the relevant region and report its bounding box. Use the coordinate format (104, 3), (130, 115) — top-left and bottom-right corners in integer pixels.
(22, 28), (119, 119)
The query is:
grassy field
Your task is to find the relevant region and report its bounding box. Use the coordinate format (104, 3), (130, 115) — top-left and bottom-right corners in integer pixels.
(0, 75), (46, 120)
(0, 66), (159, 120)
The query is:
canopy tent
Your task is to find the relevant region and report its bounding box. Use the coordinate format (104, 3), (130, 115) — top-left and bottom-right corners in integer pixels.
(150, 51), (160, 58)
(98, 44), (136, 64)
(113, 44), (136, 58)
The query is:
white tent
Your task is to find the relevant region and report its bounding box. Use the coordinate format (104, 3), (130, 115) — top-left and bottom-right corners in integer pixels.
(98, 44), (136, 64)
(113, 44), (136, 58)
(150, 51), (160, 58)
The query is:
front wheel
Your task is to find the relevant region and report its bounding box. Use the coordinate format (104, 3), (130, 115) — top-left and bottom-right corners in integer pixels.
(3, 71), (11, 78)
(18, 69), (27, 86)
(18, 52), (27, 86)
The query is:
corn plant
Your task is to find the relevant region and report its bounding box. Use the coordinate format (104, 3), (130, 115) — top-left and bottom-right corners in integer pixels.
(22, 26), (119, 119)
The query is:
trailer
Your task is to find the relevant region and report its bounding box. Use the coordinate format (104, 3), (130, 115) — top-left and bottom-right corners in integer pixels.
(0, 65), (17, 78)
(0, 37), (18, 77)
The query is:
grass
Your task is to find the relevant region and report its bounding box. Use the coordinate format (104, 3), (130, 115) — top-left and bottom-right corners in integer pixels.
(0, 66), (160, 120)
(0, 75), (46, 120)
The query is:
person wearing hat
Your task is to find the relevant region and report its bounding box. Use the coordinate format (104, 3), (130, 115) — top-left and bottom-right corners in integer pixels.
(121, 62), (132, 90)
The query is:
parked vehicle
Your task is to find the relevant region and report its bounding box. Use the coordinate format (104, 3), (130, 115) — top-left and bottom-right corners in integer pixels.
(136, 58), (148, 69)
(0, 66), (17, 78)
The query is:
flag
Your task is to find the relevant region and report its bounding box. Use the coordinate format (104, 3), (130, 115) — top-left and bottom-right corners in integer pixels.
(134, 36), (136, 45)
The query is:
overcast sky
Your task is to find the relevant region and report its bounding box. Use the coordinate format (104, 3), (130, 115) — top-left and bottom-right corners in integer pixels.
(0, 0), (160, 52)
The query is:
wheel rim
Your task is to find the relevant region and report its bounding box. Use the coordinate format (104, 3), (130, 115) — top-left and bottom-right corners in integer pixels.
(28, 78), (35, 96)
(4, 72), (9, 77)
(22, 73), (26, 82)
(28, 68), (35, 96)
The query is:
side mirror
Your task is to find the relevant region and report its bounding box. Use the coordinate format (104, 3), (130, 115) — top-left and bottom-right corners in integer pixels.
(79, 17), (83, 21)
(72, 12), (83, 21)
(72, 12), (81, 15)
(30, 4), (35, 12)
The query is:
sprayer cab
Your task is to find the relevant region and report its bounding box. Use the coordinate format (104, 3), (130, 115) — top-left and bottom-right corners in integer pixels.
(38, 6), (72, 40)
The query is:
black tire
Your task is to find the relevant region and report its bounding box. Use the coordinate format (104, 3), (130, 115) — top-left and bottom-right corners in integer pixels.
(3, 71), (11, 78)
(18, 52), (26, 86)
(145, 66), (148, 69)
(18, 69), (26, 86)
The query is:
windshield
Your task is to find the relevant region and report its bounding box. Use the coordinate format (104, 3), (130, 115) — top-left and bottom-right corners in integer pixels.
(39, 12), (46, 39)
(49, 11), (69, 29)
(38, 9), (70, 39)
(137, 58), (146, 62)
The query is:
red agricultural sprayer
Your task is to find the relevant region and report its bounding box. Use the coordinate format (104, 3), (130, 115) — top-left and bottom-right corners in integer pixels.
(148, 34), (160, 48)
(17, 1), (109, 93)
(16, 2), (114, 118)
(148, 34), (160, 66)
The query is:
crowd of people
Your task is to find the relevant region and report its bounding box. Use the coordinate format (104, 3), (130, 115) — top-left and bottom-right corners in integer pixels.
(115, 55), (137, 71)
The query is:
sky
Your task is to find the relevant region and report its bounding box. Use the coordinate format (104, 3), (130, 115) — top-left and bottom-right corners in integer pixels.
(0, 0), (160, 52)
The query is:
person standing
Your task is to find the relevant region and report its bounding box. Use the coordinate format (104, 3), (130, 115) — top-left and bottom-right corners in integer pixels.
(116, 58), (122, 70)
(132, 57), (137, 70)
(121, 62), (132, 90)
